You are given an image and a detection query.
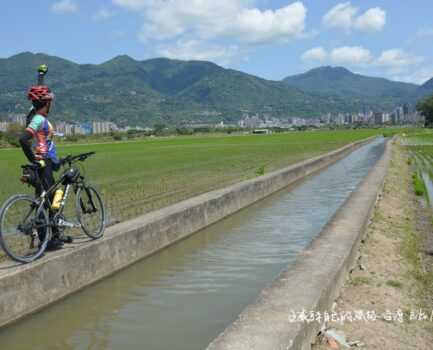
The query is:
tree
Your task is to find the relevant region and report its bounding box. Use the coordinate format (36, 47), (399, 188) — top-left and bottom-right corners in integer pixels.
(176, 127), (193, 135)
(5, 123), (23, 147)
(417, 95), (433, 127)
(153, 123), (166, 136)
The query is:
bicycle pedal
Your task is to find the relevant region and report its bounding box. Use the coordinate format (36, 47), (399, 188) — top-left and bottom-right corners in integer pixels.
(57, 218), (80, 229)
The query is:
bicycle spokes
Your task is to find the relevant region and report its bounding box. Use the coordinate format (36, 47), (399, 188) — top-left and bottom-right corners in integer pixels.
(76, 186), (105, 239)
(0, 195), (50, 263)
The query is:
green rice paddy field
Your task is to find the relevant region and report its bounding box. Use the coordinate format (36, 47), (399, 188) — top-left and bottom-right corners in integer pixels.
(0, 129), (388, 224)
(404, 131), (433, 199)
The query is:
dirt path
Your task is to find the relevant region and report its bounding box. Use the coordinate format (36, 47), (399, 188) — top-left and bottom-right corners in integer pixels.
(313, 141), (433, 349)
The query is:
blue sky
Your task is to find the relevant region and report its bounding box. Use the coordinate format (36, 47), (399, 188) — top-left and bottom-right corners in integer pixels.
(3, 0), (433, 84)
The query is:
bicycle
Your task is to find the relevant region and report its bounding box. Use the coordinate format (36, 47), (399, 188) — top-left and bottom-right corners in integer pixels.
(0, 152), (106, 263)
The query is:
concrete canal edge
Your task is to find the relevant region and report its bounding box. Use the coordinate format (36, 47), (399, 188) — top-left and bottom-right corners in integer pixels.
(0, 137), (376, 329)
(207, 139), (392, 350)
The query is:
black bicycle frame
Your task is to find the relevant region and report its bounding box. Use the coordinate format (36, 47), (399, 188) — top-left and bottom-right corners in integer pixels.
(34, 168), (83, 217)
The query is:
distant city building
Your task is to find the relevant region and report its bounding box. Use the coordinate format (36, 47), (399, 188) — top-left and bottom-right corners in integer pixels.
(344, 114), (353, 124)
(374, 112), (385, 124)
(331, 114), (345, 125)
(321, 113), (331, 124)
(53, 122), (91, 136)
(55, 122), (74, 136)
(92, 121), (118, 134)
(73, 124), (87, 135)
(0, 121), (9, 132)
(242, 115), (261, 128)
(8, 114), (26, 126)
(291, 117), (306, 126)
(395, 106), (404, 122)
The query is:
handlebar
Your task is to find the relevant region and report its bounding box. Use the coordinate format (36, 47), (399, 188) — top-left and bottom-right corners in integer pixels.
(61, 152), (96, 166)
(21, 152), (95, 170)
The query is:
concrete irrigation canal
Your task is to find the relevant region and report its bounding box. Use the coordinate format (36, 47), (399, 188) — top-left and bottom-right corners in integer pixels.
(0, 138), (387, 350)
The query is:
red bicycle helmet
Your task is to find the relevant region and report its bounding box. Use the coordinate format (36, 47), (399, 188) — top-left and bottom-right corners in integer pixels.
(27, 85), (54, 102)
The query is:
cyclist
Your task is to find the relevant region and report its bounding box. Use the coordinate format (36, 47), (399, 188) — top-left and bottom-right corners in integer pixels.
(19, 85), (65, 250)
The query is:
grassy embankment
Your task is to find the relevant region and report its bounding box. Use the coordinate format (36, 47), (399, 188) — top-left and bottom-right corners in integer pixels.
(0, 129), (386, 224)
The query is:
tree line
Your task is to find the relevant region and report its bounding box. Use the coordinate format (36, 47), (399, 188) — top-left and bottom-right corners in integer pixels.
(417, 95), (433, 127)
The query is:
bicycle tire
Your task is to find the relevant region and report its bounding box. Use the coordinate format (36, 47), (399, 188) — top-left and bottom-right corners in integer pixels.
(76, 185), (105, 239)
(0, 194), (50, 263)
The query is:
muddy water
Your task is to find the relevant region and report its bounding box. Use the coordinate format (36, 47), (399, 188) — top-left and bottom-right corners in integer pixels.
(0, 138), (385, 350)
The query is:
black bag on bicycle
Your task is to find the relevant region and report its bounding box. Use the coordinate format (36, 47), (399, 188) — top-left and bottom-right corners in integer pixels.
(20, 167), (39, 188)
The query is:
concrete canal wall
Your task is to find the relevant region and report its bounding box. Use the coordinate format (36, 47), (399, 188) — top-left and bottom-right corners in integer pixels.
(0, 137), (375, 329)
(207, 139), (392, 350)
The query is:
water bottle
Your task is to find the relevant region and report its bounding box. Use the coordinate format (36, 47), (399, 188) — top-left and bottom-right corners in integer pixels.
(52, 189), (64, 210)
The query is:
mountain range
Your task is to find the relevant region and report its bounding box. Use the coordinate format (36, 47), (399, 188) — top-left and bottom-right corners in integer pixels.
(0, 52), (432, 126)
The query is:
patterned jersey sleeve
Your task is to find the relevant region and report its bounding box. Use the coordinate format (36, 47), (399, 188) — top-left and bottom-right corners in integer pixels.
(27, 115), (44, 135)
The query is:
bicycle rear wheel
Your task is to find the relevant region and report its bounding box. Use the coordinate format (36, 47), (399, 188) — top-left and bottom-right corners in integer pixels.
(0, 195), (50, 263)
(76, 185), (105, 239)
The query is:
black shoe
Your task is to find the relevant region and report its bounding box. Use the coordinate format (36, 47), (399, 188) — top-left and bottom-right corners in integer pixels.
(59, 235), (74, 244)
(45, 238), (64, 251)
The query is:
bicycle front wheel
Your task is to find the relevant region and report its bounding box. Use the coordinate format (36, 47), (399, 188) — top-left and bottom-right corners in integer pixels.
(76, 185), (105, 239)
(0, 195), (50, 263)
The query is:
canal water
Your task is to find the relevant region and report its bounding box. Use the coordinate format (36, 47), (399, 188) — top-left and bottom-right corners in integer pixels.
(0, 138), (385, 350)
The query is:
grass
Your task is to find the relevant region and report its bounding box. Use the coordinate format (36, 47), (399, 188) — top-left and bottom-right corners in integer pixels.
(400, 205), (433, 303)
(412, 172), (426, 196)
(0, 129), (386, 224)
(401, 134), (433, 309)
(255, 165), (265, 176)
(350, 276), (372, 286)
(386, 280), (403, 288)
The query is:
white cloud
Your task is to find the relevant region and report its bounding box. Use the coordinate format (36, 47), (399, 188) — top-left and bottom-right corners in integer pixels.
(354, 8), (386, 32)
(301, 46), (372, 65)
(94, 8), (115, 21)
(115, 0), (307, 44)
(230, 2), (307, 44)
(323, 2), (385, 32)
(113, 0), (309, 63)
(51, 0), (77, 14)
(330, 46), (373, 64)
(377, 49), (424, 68)
(301, 46), (424, 70)
(323, 2), (357, 31)
(301, 45), (430, 84)
(157, 39), (241, 65)
(302, 47), (327, 62)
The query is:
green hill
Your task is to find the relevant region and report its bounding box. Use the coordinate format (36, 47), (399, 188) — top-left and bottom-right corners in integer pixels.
(283, 66), (419, 111)
(418, 78), (433, 99)
(0, 53), (429, 126)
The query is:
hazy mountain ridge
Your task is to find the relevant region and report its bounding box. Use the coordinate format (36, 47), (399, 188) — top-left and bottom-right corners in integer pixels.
(283, 66), (419, 103)
(418, 78), (433, 99)
(0, 52), (431, 126)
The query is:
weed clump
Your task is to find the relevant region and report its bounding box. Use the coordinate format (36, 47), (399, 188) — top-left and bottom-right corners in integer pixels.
(255, 165), (265, 176)
(386, 280), (403, 288)
(412, 172), (426, 196)
(350, 276), (372, 286)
